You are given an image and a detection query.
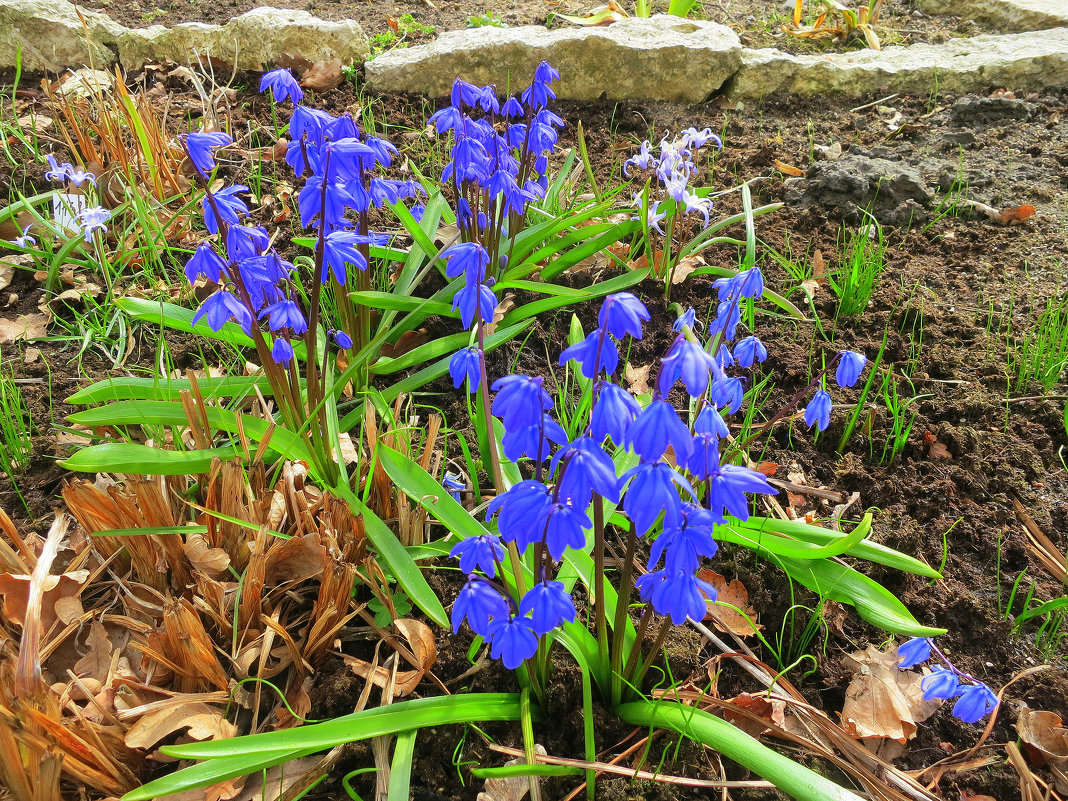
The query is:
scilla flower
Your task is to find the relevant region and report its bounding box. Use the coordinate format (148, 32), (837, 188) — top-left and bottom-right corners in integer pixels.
(896, 637), (931, 669)
(804, 389), (832, 431)
(259, 67), (303, 104)
(76, 206), (111, 241)
(450, 534), (506, 578)
(449, 347), (482, 390)
(835, 350), (868, 388)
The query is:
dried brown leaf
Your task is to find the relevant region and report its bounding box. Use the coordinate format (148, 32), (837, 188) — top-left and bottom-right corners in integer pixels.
(184, 534), (231, 576)
(840, 643), (941, 743)
(624, 362), (651, 395)
(264, 533), (326, 585)
(722, 692), (787, 736)
(1017, 706), (1068, 772)
(300, 58), (343, 93)
(345, 618), (436, 697)
(0, 312), (48, 343)
(124, 702), (237, 750)
(698, 570), (763, 636)
(73, 620), (114, 682)
(0, 569), (89, 630)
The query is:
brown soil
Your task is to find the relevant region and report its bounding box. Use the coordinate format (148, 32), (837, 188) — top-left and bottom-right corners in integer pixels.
(1, 59), (1067, 801)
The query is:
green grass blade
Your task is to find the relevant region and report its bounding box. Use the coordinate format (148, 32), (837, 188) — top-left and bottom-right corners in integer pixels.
(59, 442), (243, 475)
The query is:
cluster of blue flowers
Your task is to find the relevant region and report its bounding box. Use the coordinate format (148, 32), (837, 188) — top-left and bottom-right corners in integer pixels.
(897, 637), (998, 724)
(430, 64), (563, 339)
(181, 67), (424, 363)
(625, 126), (722, 234)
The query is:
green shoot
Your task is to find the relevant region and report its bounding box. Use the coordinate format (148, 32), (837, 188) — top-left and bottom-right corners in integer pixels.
(1010, 291), (1068, 393)
(831, 215), (886, 318)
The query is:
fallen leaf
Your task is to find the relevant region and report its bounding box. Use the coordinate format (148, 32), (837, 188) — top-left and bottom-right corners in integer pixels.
(624, 362), (651, 395)
(774, 159), (805, 177)
(1017, 707), (1068, 786)
(0, 254), (32, 291)
(230, 756), (321, 801)
(483, 293), (516, 337)
(477, 746), (547, 801)
(840, 643), (942, 744)
(73, 620), (114, 682)
(344, 618), (436, 696)
(0, 569), (90, 632)
(0, 312), (48, 343)
(184, 534), (231, 576)
(379, 329), (429, 358)
(924, 431), (952, 460)
(670, 253), (704, 285)
(125, 702), (237, 749)
(697, 570), (763, 636)
(300, 58), (343, 93)
(23, 347), (41, 364)
(754, 462), (778, 476)
(998, 204), (1036, 224)
(722, 692), (787, 736)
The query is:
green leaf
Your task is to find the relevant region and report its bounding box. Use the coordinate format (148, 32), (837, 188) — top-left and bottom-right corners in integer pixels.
(122, 695), (523, 801)
(67, 376), (280, 405)
(59, 443), (243, 475)
(349, 291), (455, 317)
(617, 700), (865, 801)
(499, 268), (649, 329)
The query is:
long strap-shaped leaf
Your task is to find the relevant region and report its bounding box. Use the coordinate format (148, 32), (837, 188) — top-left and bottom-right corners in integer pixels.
(617, 700), (865, 801)
(122, 694), (523, 800)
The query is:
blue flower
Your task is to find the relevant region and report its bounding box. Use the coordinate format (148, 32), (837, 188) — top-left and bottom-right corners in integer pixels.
(193, 290), (253, 333)
(673, 307), (696, 332)
(620, 461), (693, 535)
(452, 281), (497, 328)
(491, 375), (553, 431)
(487, 616), (539, 669)
(453, 576), (510, 636)
(590, 382), (641, 445)
(733, 336), (768, 367)
(659, 338), (716, 398)
(202, 184), (249, 235)
(559, 331), (618, 379)
(921, 668), (961, 701)
(689, 437), (776, 522)
(737, 267), (764, 299)
(184, 243), (228, 284)
(650, 570), (717, 625)
(598, 292), (650, 340)
(298, 173), (355, 229)
(550, 437), (620, 507)
(333, 329), (353, 349)
(519, 581), (576, 636)
(259, 298), (307, 334)
(443, 472), (464, 502)
(259, 67), (303, 104)
(835, 351), (868, 388)
(449, 347), (482, 390)
(184, 131), (232, 178)
(502, 95), (524, 118)
(450, 534), (506, 578)
(488, 480), (553, 544)
(271, 337), (295, 364)
(501, 415), (567, 463)
(804, 389), (833, 431)
(649, 509), (718, 574)
(952, 683), (997, 723)
(626, 399), (693, 463)
(694, 406), (730, 439)
(540, 503), (592, 559)
(226, 225), (270, 261)
(443, 244), (490, 283)
(76, 206), (111, 241)
(322, 230), (369, 284)
(897, 638), (932, 669)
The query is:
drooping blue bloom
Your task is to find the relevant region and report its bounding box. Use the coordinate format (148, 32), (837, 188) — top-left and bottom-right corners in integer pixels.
(443, 244), (490, 283)
(736, 266), (765, 299)
(733, 336), (768, 367)
(184, 131), (232, 178)
(710, 297), (742, 341)
(539, 502), (592, 559)
(649, 508), (719, 574)
(260, 298), (307, 334)
(804, 389), (833, 431)
(550, 437), (620, 507)
(184, 243), (228, 284)
(502, 95), (524, 118)
(626, 399), (694, 463)
(322, 230), (369, 284)
(952, 683), (997, 723)
(298, 173), (355, 230)
(450, 534), (506, 578)
(694, 406), (730, 439)
(193, 289), (253, 333)
(836, 351), (868, 388)
(921, 668), (961, 701)
(449, 347), (482, 390)
(590, 382), (642, 445)
(452, 280), (497, 328)
(443, 472), (464, 502)
(453, 576), (510, 636)
(271, 337), (295, 364)
(44, 155), (95, 187)
(650, 570), (717, 625)
(491, 375), (553, 431)
(897, 637), (932, 669)
(226, 225), (270, 261)
(620, 461), (693, 535)
(333, 329), (353, 349)
(559, 331), (618, 379)
(673, 307), (696, 332)
(658, 338), (716, 398)
(259, 67), (303, 104)
(202, 184), (249, 234)
(487, 480), (553, 544)
(501, 414), (568, 463)
(519, 580), (576, 637)
(688, 434), (776, 522)
(487, 615), (539, 669)
(13, 228), (36, 249)
(598, 292), (650, 340)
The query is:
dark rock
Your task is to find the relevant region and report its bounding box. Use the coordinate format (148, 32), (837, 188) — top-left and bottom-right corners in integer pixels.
(785, 154), (932, 227)
(950, 96), (1033, 127)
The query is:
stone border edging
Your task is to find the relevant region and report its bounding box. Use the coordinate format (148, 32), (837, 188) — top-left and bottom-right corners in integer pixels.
(2, 2), (1067, 101)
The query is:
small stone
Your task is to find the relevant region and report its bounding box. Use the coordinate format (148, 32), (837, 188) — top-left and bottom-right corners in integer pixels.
(950, 96), (1033, 127)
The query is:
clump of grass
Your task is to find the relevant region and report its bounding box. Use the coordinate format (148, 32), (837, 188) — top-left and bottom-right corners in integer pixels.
(831, 217), (886, 317)
(369, 14), (435, 59)
(0, 354), (32, 477)
(1010, 291), (1068, 393)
